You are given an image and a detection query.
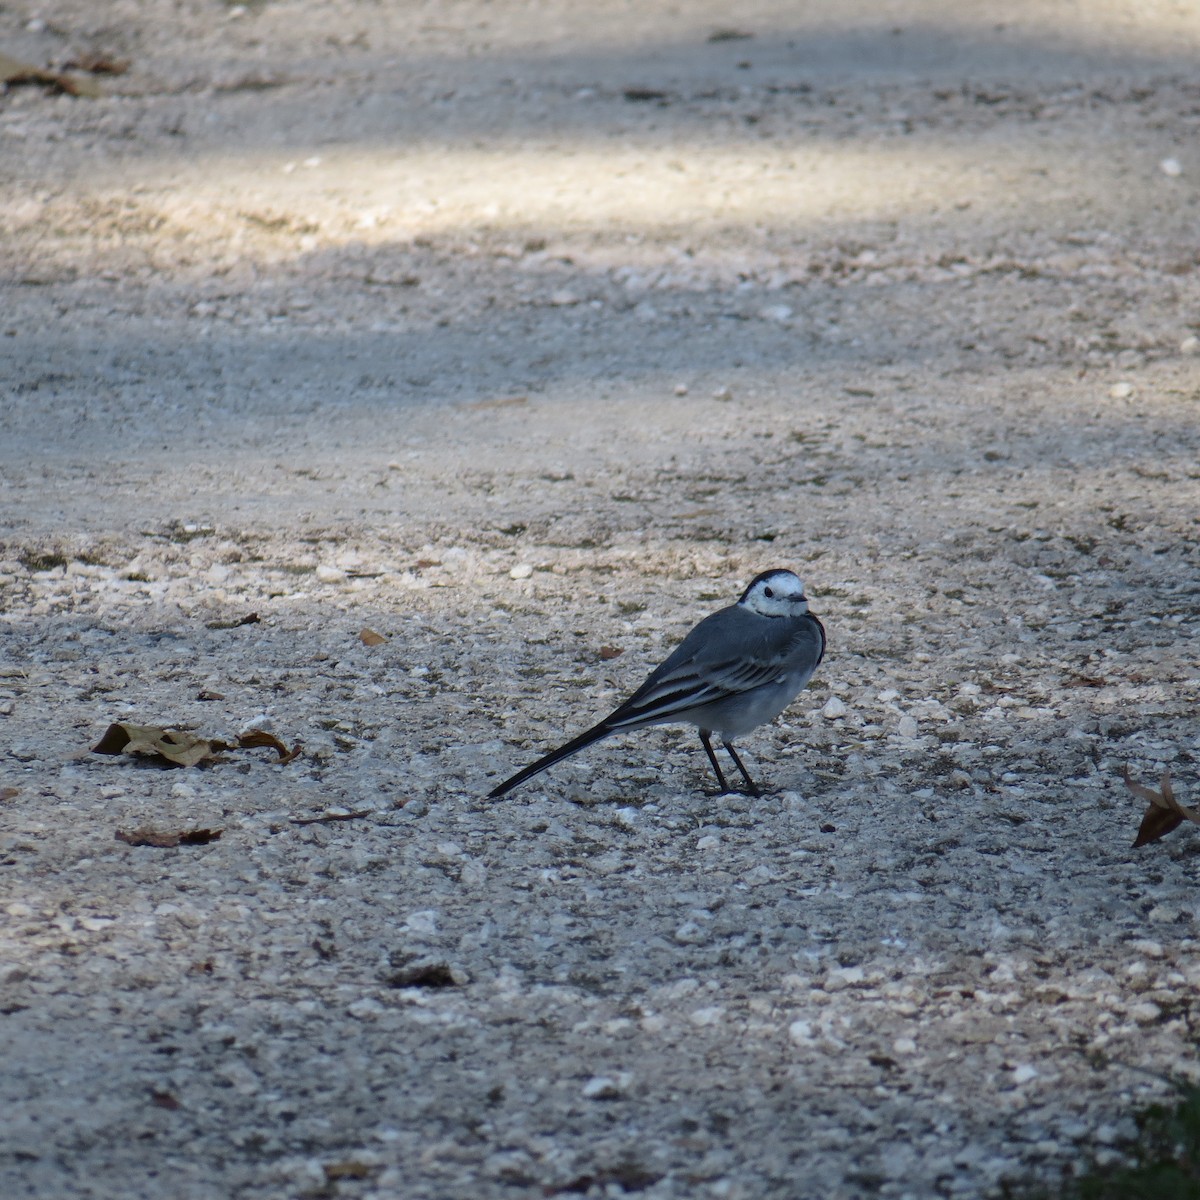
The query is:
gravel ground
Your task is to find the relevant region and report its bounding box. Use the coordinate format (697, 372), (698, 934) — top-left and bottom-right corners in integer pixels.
(2, 2), (1200, 1198)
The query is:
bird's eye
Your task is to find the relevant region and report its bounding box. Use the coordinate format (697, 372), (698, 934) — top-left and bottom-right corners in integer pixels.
(764, 587), (774, 599)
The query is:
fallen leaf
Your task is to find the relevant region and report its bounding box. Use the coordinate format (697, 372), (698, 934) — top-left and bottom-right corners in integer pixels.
(63, 53), (130, 76)
(0, 787), (19, 801)
(93, 723), (217, 767)
(360, 627), (387, 646)
(384, 961), (461, 989)
(115, 827), (222, 847)
(623, 87), (669, 103)
(196, 689), (225, 701)
(598, 645), (624, 660)
(290, 809), (371, 826)
(1061, 673), (1108, 688)
(236, 729), (302, 764)
(324, 1161), (374, 1181)
(1124, 765), (1199, 847)
(0, 52), (103, 97)
(206, 612), (259, 629)
(413, 558), (441, 570)
(149, 1088), (181, 1110)
(93, 723), (301, 767)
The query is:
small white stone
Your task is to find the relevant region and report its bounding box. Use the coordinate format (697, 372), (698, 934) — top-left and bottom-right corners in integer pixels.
(673, 921), (706, 945)
(549, 290), (579, 306)
(1180, 335), (1199, 355)
(348, 997), (385, 1019)
(689, 1006), (725, 1027)
(509, 563), (533, 580)
(1130, 939), (1165, 959)
(696, 834), (720, 851)
(821, 696), (847, 719)
(674, 383), (689, 395)
(788, 1019), (815, 1044)
(1012, 1064), (1038, 1085)
(1129, 1001), (1162, 1024)
(712, 386), (733, 401)
(315, 564), (347, 584)
(582, 1074), (626, 1100)
(759, 304), (794, 323)
(1108, 381), (1134, 400)
(1160, 157), (1183, 177)
(824, 966), (865, 992)
(893, 1036), (918, 1055)
(403, 909), (439, 936)
(896, 715), (919, 738)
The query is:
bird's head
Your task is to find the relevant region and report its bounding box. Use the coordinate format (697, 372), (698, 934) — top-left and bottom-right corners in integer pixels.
(738, 569), (810, 617)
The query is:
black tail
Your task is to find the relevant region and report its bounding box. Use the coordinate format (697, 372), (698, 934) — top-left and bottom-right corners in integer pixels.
(488, 720), (616, 798)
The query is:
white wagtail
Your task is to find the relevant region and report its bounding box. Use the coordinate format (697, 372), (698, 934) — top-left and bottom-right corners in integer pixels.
(488, 569), (825, 798)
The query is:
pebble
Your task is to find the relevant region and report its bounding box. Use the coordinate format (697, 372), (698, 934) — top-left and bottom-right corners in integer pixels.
(821, 696), (847, 719)
(712, 386), (733, 401)
(347, 997), (386, 1020)
(1108, 382), (1134, 400)
(823, 966), (866, 992)
(759, 304), (793, 323)
(509, 563), (534, 580)
(674, 921), (708, 945)
(1160, 157), (1183, 176)
(315, 564), (347, 584)
(581, 1074), (627, 1100)
(1180, 335), (1198, 355)
(789, 1019), (815, 1043)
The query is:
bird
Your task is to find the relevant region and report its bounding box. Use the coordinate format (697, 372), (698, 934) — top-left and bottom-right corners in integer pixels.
(488, 569), (825, 798)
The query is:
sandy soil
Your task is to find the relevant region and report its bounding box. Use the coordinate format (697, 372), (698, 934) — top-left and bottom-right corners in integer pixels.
(2, 2), (1200, 1197)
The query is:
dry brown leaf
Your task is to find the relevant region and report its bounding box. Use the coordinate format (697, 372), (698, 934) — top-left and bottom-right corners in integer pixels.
(236, 729), (302, 764)
(324, 1161), (374, 1181)
(360, 628), (387, 646)
(115, 827), (222, 847)
(412, 558), (441, 570)
(0, 51), (103, 97)
(206, 612), (259, 630)
(63, 53), (130, 76)
(93, 723), (217, 767)
(598, 645), (624, 660)
(1123, 765), (1199, 848)
(93, 723), (301, 767)
(196, 689), (225, 702)
(0, 786), (19, 802)
(149, 1088), (181, 1110)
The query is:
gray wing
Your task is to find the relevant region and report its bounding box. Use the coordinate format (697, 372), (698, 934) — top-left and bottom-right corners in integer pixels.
(603, 607), (824, 731)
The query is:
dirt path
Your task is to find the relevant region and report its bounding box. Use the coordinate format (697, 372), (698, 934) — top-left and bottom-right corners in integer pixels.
(2, 3), (1199, 1197)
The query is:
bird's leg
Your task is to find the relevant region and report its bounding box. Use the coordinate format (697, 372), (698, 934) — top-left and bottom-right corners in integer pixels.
(722, 740), (761, 797)
(698, 730), (731, 794)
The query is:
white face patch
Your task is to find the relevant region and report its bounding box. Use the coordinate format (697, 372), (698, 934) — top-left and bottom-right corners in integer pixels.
(741, 570), (808, 618)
